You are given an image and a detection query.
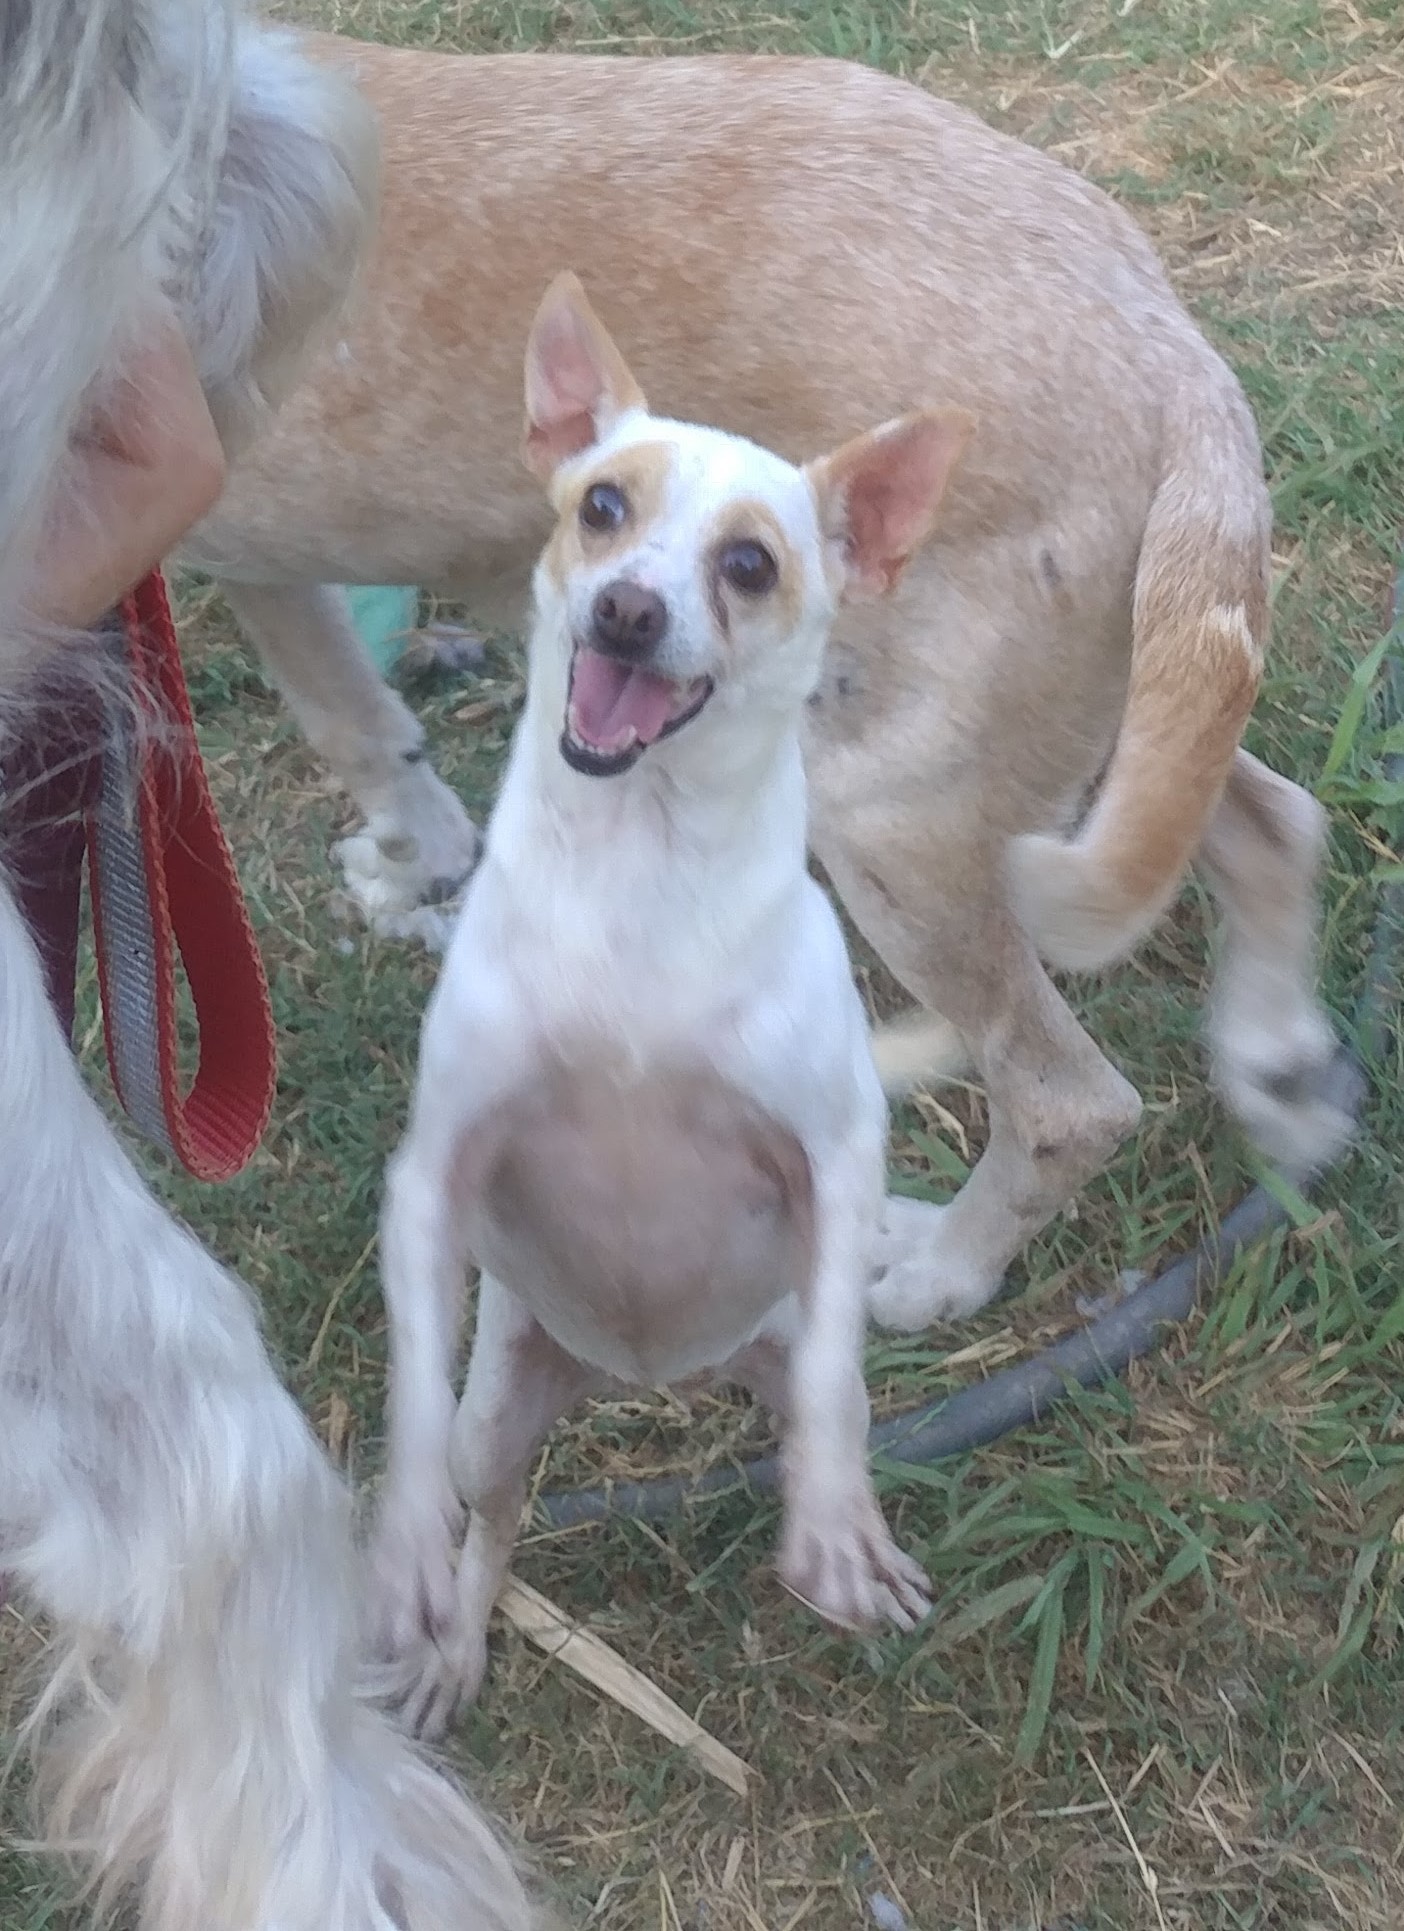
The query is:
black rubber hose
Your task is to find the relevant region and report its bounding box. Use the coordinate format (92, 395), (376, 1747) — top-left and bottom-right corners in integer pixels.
(537, 570), (1404, 1531)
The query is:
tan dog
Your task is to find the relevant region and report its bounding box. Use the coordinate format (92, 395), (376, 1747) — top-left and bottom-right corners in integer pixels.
(188, 37), (1352, 1329)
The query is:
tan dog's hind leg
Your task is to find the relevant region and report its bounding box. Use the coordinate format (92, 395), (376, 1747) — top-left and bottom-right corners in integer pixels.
(834, 859), (1143, 1331)
(1199, 750), (1354, 1173)
(223, 580), (481, 944)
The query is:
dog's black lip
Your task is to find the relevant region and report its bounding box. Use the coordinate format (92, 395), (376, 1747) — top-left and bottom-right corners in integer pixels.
(559, 648), (716, 779)
(559, 733), (647, 778)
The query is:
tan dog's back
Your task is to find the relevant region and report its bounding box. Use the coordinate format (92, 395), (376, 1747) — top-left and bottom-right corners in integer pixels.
(227, 41), (1174, 559)
(209, 38), (1266, 966)
(226, 41), (1176, 586)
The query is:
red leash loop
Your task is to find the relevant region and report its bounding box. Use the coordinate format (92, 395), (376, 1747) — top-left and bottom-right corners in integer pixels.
(4, 574), (276, 1179)
(84, 570), (277, 1180)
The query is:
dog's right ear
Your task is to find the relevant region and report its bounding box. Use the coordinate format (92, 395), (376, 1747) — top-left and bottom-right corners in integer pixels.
(523, 272), (648, 482)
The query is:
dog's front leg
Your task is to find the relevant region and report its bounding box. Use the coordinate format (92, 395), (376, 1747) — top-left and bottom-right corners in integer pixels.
(369, 988), (537, 1719)
(222, 580), (481, 947)
(777, 1123), (932, 1633)
(370, 1132), (480, 1675)
(386, 1275), (601, 1738)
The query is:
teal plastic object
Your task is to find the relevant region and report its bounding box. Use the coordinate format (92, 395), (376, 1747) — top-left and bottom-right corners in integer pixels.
(345, 584), (419, 673)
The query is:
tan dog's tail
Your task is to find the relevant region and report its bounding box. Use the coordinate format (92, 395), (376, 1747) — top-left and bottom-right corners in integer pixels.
(1007, 365), (1271, 971)
(870, 1011), (971, 1096)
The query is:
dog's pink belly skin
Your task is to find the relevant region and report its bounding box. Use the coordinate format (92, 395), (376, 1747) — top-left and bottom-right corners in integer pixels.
(465, 1061), (814, 1386)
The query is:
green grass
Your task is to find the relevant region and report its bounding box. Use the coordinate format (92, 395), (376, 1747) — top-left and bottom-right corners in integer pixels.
(4, 1), (1403, 1926)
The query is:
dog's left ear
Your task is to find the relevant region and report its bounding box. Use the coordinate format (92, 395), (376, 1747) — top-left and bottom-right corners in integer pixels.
(523, 271), (648, 482)
(807, 407), (975, 602)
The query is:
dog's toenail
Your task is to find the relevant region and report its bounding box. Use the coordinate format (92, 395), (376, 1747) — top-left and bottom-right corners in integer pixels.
(377, 834), (419, 862)
(424, 874), (465, 906)
(1260, 1048), (1364, 1127)
(1261, 1057), (1331, 1106)
(1263, 1067), (1308, 1104)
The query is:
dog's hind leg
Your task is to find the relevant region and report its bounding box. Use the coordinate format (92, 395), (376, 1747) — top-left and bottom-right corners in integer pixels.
(1198, 748), (1356, 1174)
(0, 878), (534, 1931)
(369, 1108), (600, 1733)
(823, 846), (1143, 1332)
(717, 1299), (801, 1422)
(221, 579), (481, 945)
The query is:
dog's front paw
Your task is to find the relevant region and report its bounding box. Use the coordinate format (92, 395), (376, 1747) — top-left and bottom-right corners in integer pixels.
(868, 1196), (1001, 1330)
(779, 1492), (931, 1633)
(334, 764), (482, 949)
(366, 1493), (503, 1740)
(380, 1612), (490, 1744)
(366, 1493), (461, 1673)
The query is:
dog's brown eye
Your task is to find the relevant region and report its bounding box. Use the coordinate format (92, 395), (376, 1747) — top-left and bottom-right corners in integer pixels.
(580, 483), (628, 533)
(719, 541), (778, 596)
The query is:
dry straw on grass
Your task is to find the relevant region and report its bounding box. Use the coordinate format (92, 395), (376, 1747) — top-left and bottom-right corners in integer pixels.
(498, 1578), (755, 1797)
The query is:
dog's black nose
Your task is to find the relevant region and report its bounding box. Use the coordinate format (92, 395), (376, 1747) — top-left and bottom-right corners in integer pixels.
(591, 579), (668, 661)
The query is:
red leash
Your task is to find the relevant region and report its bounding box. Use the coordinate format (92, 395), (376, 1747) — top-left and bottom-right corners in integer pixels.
(7, 570), (276, 1181)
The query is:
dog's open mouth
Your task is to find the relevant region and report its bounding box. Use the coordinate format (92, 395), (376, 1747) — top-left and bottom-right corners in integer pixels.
(561, 646), (714, 777)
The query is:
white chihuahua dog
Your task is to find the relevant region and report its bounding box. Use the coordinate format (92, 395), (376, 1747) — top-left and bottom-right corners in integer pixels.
(370, 273), (974, 1735)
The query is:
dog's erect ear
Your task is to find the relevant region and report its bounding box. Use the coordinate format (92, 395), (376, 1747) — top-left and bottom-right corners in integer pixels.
(807, 407), (975, 602)
(523, 272), (648, 481)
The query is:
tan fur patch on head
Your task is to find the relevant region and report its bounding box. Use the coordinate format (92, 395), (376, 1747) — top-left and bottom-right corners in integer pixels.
(543, 439), (675, 590)
(704, 497), (805, 637)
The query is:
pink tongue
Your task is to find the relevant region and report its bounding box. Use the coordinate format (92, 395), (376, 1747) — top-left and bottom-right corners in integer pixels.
(570, 647), (679, 749)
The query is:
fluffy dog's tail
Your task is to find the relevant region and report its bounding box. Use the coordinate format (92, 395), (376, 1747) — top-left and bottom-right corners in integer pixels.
(1007, 354), (1271, 971)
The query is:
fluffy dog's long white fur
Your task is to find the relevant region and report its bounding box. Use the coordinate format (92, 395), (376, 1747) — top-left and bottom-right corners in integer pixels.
(0, 4), (536, 1926)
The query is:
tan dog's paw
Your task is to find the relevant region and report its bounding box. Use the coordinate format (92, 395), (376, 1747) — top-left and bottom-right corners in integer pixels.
(868, 1196), (1001, 1330)
(1211, 1021), (1360, 1180)
(778, 1496), (932, 1633)
(334, 764), (482, 949)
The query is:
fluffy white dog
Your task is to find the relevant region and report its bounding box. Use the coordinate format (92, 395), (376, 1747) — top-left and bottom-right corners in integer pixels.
(0, 5), (536, 1926)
